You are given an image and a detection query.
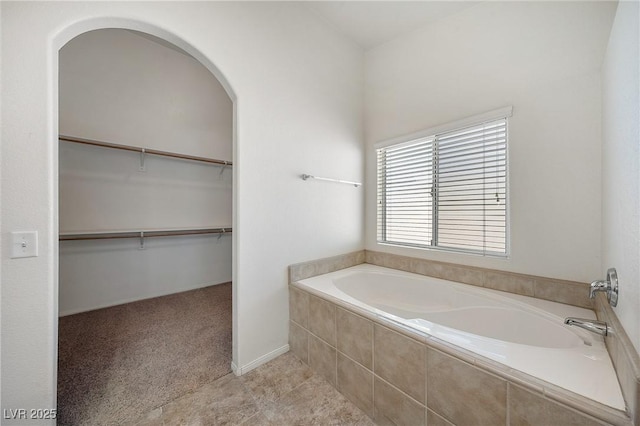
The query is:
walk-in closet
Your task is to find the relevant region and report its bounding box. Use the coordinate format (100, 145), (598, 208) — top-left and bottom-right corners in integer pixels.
(57, 29), (233, 424)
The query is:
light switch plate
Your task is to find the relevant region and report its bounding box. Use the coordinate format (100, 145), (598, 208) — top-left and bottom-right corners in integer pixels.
(11, 231), (38, 258)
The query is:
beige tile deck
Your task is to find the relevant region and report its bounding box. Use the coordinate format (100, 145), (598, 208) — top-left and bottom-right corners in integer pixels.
(136, 352), (373, 425)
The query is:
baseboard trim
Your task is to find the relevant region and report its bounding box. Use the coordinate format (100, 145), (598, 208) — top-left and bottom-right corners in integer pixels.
(231, 344), (290, 376)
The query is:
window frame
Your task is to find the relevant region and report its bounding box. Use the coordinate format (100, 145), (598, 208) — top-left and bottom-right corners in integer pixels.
(375, 106), (512, 258)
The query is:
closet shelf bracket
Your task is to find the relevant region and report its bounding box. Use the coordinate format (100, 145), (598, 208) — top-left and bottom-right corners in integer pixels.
(140, 149), (146, 172)
(218, 162), (228, 178)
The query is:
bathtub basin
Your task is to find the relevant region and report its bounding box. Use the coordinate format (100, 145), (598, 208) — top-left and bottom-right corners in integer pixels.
(295, 264), (626, 410)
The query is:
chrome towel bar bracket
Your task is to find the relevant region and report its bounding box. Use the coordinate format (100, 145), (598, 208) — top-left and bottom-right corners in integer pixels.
(301, 174), (361, 187)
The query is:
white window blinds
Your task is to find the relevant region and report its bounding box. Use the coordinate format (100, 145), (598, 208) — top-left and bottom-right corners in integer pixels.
(377, 117), (508, 256)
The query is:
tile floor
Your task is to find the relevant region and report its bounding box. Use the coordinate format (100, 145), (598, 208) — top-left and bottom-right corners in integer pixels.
(136, 352), (374, 425)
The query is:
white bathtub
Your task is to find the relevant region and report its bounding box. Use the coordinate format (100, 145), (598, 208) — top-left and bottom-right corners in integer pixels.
(296, 264), (626, 410)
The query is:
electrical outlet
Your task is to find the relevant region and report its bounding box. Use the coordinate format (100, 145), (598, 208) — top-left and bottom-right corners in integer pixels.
(10, 231), (38, 258)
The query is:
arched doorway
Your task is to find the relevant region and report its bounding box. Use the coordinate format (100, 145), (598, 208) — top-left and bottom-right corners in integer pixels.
(53, 20), (237, 424)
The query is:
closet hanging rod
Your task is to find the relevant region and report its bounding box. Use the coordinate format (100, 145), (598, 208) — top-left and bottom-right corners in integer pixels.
(59, 227), (232, 241)
(59, 135), (232, 166)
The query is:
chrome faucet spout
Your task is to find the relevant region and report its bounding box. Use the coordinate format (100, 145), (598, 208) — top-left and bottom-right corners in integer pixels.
(564, 317), (608, 336)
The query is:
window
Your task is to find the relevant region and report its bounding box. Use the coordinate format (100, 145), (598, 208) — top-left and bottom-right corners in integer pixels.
(377, 110), (510, 257)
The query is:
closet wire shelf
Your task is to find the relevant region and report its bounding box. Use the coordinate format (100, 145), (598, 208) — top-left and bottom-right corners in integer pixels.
(59, 228), (232, 249)
(59, 228), (231, 241)
(59, 135), (232, 248)
(59, 135), (232, 166)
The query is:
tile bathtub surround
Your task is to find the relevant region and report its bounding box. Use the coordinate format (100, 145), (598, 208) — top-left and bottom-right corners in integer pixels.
(596, 293), (640, 425)
(289, 286), (309, 328)
(427, 348), (507, 425)
(337, 307), (374, 370)
(308, 294), (337, 346)
(427, 409), (455, 426)
(374, 324), (426, 403)
(289, 321), (308, 364)
(508, 383), (604, 426)
(309, 333), (337, 386)
(289, 284), (633, 426)
(338, 353), (374, 419)
(374, 377), (425, 426)
(365, 250), (593, 308)
(290, 249), (593, 309)
(289, 250), (365, 282)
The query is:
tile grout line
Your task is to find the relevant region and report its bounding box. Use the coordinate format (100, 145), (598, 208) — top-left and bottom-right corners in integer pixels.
(334, 297), (338, 387)
(425, 343), (428, 422)
(506, 381), (510, 426)
(237, 376), (261, 413)
(372, 318), (376, 422)
(375, 375), (427, 409)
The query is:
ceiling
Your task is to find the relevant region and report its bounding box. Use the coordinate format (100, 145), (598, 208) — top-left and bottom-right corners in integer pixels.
(305, 1), (479, 50)
(130, 2), (480, 53)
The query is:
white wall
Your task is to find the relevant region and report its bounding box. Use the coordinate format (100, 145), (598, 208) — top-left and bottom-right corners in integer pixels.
(59, 29), (233, 160)
(58, 29), (232, 315)
(0, 2), (363, 422)
(365, 1), (616, 283)
(602, 0), (640, 353)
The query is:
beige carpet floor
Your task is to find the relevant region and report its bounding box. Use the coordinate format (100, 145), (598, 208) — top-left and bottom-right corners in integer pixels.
(57, 283), (232, 425)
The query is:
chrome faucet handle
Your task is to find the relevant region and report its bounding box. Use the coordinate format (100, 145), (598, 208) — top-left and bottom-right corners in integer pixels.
(589, 268), (618, 307)
(589, 280), (608, 299)
(606, 268), (618, 307)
